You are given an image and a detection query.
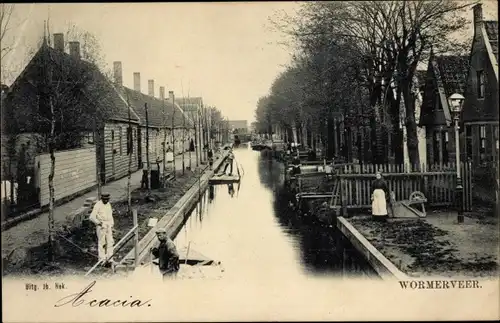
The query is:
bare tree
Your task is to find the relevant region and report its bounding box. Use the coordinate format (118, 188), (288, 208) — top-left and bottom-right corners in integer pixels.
(126, 93), (133, 217)
(4, 27), (114, 260)
(0, 3), (15, 76)
(271, 0), (471, 165)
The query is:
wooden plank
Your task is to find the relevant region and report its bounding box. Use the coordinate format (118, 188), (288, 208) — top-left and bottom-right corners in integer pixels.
(355, 176), (360, 205)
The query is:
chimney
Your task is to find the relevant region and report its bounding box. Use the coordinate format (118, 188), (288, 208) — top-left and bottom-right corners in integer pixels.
(148, 80), (154, 97)
(113, 62), (123, 87)
(473, 3), (483, 33)
(169, 90), (175, 104)
(133, 72), (141, 92)
(69, 42), (80, 59)
(159, 86), (165, 100)
(53, 33), (64, 52)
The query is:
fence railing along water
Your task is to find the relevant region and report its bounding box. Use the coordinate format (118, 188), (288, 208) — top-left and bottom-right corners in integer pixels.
(294, 162), (473, 211)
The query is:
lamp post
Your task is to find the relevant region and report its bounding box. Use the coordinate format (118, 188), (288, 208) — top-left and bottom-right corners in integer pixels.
(448, 93), (465, 224)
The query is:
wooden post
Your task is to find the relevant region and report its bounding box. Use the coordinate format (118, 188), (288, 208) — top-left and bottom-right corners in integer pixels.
(341, 177), (348, 217)
(162, 96), (167, 174)
(93, 119), (102, 199)
(145, 103), (151, 192)
(182, 98), (186, 174)
(170, 91), (177, 178)
(133, 209), (139, 268)
(126, 93), (133, 217)
(438, 127), (443, 167)
(333, 117), (338, 157)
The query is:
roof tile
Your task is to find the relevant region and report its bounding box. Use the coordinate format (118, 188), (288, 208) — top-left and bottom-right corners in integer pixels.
(434, 55), (469, 97)
(485, 21), (498, 59)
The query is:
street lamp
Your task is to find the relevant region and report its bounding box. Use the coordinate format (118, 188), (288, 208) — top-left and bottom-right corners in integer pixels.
(448, 93), (465, 224)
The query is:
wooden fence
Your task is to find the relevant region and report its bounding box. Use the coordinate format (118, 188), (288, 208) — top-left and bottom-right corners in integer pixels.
(35, 147), (97, 207)
(295, 162), (473, 211)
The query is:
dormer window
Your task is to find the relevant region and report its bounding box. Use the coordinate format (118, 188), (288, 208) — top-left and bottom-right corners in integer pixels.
(477, 70), (485, 99)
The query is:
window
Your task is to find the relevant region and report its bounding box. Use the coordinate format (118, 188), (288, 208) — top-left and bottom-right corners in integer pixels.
(480, 125), (486, 163)
(118, 127), (123, 155)
(127, 127), (133, 155)
(442, 131), (449, 164)
(480, 126), (486, 148)
(477, 70), (485, 99)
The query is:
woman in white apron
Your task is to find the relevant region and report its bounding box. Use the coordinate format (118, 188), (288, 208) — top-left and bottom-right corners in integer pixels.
(371, 172), (389, 221)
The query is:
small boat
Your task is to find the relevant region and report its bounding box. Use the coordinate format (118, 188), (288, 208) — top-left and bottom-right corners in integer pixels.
(132, 247), (224, 280)
(251, 142), (265, 151)
(209, 174), (241, 184)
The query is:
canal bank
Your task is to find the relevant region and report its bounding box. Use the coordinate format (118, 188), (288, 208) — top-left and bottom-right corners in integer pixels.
(275, 150), (499, 281)
(127, 146), (380, 281)
(1, 149), (230, 276)
(347, 213), (499, 279)
(120, 149), (230, 267)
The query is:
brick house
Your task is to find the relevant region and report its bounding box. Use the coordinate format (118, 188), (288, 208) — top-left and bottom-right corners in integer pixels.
(461, 3), (498, 206)
(462, 3), (498, 166)
(419, 52), (469, 165)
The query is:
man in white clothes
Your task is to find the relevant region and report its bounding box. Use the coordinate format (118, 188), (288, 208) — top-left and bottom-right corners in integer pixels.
(88, 192), (115, 265)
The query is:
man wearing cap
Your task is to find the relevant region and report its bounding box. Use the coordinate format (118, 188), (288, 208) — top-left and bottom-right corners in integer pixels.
(151, 228), (180, 279)
(89, 193), (115, 265)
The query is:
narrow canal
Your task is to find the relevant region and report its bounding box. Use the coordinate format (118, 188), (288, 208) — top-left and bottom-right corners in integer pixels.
(173, 144), (378, 280)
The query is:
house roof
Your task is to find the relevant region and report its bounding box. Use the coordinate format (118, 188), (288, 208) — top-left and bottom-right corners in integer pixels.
(176, 97), (203, 106)
(3, 43), (140, 133)
(121, 87), (189, 128)
(485, 21), (498, 59)
(433, 55), (469, 98)
(418, 54), (468, 127)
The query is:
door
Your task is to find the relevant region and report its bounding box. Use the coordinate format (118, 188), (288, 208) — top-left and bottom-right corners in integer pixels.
(111, 130), (116, 176)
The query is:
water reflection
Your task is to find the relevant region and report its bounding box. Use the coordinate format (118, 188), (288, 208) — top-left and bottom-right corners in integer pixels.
(227, 184), (234, 197)
(209, 185), (215, 202)
(257, 154), (283, 191)
(174, 146), (377, 280)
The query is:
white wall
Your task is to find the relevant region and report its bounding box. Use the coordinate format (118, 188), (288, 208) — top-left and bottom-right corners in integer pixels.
(36, 147), (97, 207)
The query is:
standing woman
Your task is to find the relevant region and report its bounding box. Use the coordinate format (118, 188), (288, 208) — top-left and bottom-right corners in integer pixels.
(371, 172), (390, 221)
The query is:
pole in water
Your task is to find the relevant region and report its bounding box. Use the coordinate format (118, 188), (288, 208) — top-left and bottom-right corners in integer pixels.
(133, 209), (139, 268)
(185, 241), (191, 265)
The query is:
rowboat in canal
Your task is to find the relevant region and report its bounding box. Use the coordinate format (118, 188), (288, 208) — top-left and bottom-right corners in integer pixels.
(131, 246), (224, 280)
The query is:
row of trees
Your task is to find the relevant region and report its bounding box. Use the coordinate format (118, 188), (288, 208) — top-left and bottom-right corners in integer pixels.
(255, 0), (471, 164)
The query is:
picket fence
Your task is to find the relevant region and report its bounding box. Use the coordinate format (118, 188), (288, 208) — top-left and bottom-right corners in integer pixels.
(295, 162), (473, 211)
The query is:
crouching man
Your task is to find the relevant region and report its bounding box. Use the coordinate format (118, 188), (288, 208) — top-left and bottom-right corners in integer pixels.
(151, 228), (180, 280)
(88, 192), (115, 267)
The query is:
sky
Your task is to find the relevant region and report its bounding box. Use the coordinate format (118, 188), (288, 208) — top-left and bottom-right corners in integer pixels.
(1, 1), (498, 123)
(2, 2), (301, 123)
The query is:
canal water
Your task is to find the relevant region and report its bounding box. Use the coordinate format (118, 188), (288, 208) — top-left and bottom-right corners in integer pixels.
(174, 144), (377, 281)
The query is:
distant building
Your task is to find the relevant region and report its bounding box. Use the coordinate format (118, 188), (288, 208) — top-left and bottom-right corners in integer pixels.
(228, 120), (248, 134)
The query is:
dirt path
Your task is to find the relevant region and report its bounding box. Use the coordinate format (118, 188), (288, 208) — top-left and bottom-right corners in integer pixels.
(1, 153), (195, 260)
(348, 210), (499, 278)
